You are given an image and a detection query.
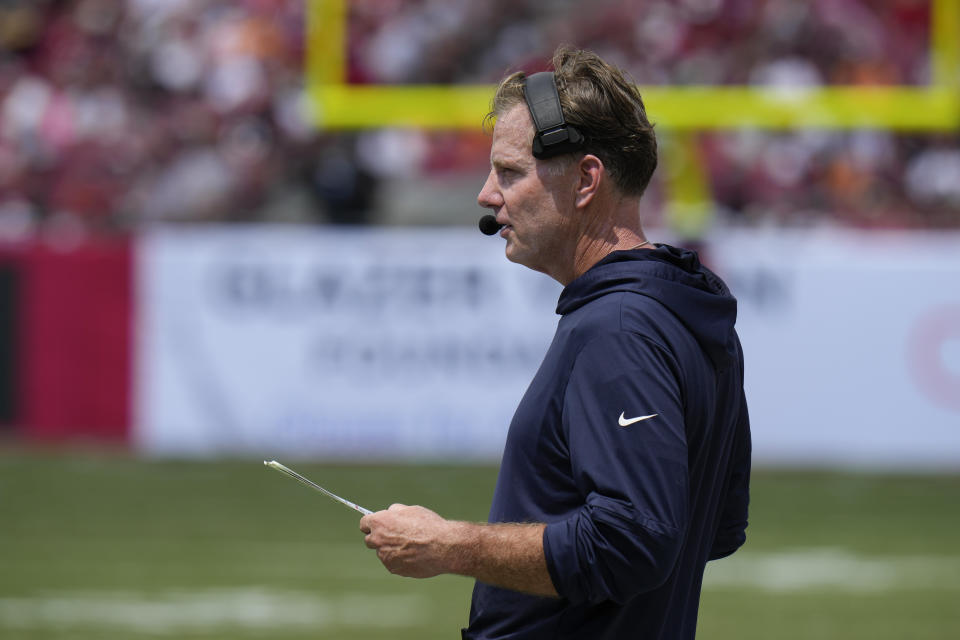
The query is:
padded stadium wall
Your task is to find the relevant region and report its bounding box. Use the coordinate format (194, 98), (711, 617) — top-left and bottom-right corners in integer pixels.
(2, 228), (958, 470)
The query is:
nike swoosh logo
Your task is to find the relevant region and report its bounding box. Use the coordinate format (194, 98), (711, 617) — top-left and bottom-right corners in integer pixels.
(618, 412), (658, 427)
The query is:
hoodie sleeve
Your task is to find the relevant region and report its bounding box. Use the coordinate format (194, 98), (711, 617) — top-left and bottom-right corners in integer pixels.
(709, 388), (751, 560)
(542, 331), (688, 605)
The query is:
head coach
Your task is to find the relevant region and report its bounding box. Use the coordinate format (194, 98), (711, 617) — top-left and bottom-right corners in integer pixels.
(360, 46), (752, 640)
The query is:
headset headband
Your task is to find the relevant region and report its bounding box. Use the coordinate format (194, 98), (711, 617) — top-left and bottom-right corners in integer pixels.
(523, 72), (584, 159)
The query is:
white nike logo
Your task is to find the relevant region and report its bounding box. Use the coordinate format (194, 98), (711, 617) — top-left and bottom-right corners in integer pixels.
(618, 412), (658, 427)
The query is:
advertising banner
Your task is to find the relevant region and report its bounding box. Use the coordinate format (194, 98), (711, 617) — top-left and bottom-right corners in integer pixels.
(136, 227), (960, 468)
(135, 228), (560, 459)
(708, 229), (960, 468)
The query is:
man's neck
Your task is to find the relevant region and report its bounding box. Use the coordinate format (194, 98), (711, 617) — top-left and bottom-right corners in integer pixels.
(559, 203), (647, 285)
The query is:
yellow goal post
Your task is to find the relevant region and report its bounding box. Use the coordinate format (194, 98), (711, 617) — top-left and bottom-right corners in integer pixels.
(304, 0), (960, 234)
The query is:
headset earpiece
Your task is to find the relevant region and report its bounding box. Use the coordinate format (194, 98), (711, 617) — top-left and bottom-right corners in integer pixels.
(523, 72), (585, 159)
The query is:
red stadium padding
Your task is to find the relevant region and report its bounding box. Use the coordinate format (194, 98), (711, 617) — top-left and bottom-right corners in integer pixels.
(17, 239), (132, 442)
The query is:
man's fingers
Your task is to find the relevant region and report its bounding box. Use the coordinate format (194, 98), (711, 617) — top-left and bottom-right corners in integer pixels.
(360, 513), (377, 547)
(359, 509), (390, 533)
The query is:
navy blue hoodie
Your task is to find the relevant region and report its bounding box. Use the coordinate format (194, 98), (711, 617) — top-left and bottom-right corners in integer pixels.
(464, 245), (751, 640)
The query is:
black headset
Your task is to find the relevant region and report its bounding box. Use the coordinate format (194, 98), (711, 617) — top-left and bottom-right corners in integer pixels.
(523, 72), (585, 159)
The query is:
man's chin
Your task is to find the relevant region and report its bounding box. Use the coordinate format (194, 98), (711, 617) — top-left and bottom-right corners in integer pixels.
(504, 243), (522, 264)
(504, 245), (536, 270)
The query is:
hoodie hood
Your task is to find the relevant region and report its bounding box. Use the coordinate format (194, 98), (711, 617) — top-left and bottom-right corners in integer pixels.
(556, 244), (738, 368)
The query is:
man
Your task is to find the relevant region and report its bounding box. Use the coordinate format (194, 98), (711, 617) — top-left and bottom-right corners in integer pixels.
(360, 47), (751, 639)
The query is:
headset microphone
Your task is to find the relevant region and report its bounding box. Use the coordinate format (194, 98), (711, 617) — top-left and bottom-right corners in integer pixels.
(478, 214), (502, 236)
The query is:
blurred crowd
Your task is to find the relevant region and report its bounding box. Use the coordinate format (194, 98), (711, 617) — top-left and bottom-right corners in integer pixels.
(0, 0), (377, 242)
(0, 0), (957, 241)
(349, 0), (931, 86)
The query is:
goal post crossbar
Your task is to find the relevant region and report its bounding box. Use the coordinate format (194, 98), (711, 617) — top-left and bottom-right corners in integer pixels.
(306, 0), (960, 132)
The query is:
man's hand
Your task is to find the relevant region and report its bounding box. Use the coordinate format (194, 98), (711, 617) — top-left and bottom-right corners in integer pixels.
(360, 505), (557, 596)
(360, 504), (467, 578)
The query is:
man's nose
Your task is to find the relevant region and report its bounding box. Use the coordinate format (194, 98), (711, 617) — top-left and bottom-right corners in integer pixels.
(477, 171), (502, 209)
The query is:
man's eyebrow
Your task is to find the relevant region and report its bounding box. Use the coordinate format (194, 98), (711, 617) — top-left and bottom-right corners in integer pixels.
(491, 156), (522, 170)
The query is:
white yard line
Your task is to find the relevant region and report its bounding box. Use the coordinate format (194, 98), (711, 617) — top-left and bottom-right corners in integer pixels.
(704, 548), (960, 592)
(4, 549), (958, 632)
(0, 588), (427, 633)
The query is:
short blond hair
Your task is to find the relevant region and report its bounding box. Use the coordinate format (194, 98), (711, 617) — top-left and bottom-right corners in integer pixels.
(487, 47), (658, 197)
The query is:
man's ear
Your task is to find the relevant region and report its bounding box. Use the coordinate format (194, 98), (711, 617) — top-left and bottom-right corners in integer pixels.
(575, 154), (603, 209)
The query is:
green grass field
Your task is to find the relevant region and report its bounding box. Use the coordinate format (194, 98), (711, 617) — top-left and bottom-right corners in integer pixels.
(1, 451), (958, 639)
